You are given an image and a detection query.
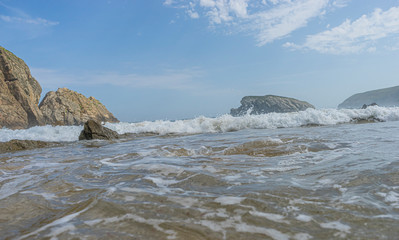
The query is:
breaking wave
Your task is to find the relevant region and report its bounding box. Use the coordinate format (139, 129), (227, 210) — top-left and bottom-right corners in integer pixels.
(1, 106), (399, 142)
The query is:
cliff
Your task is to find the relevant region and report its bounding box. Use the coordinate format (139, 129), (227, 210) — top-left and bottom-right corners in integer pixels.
(0, 46), (44, 129)
(338, 86), (399, 109)
(230, 95), (315, 116)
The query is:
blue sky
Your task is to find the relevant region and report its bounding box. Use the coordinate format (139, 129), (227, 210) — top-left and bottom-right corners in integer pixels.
(1, 0), (399, 122)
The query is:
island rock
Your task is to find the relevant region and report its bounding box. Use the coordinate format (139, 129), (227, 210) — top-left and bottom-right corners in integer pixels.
(230, 95), (315, 116)
(79, 120), (119, 140)
(39, 88), (119, 126)
(338, 86), (399, 109)
(0, 46), (44, 129)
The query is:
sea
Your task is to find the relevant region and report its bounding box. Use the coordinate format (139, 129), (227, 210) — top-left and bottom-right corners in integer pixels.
(1, 106), (399, 240)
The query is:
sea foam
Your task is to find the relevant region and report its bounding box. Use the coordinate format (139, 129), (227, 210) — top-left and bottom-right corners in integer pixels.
(1, 106), (399, 142)
(105, 106), (399, 135)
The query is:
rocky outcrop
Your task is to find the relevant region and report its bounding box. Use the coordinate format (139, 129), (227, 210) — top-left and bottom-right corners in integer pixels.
(39, 88), (119, 126)
(0, 140), (59, 153)
(230, 95), (315, 116)
(79, 120), (119, 140)
(0, 46), (119, 129)
(0, 47), (44, 129)
(361, 103), (378, 109)
(338, 86), (399, 109)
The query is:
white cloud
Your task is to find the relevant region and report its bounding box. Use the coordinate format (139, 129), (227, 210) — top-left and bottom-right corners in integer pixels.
(0, 15), (58, 26)
(288, 6), (399, 54)
(332, 0), (350, 8)
(249, 0), (329, 45)
(31, 68), (204, 91)
(165, 0), (332, 45)
(163, 0), (175, 6)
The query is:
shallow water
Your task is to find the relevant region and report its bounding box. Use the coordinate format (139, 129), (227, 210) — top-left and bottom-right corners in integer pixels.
(1, 111), (399, 239)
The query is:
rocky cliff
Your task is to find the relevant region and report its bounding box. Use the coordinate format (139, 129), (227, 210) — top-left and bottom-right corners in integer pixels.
(0, 46), (44, 128)
(39, 88), (119, 125)
(0, 46), (119, 129)
(230, 95), (315, 116)
(338, 86), (399, 109)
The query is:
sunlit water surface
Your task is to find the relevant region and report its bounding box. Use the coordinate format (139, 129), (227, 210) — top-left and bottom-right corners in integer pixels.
(1, 118), (399, 239)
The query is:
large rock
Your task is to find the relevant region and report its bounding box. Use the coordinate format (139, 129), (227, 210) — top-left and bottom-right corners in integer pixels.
(79, 120), (119, 140)
(39, 88), (119, 126)
(0, 140), (58, 153)
(0, 46), (44, 129)
(338, 86), (399, 109)
(230, 95), (315, 116)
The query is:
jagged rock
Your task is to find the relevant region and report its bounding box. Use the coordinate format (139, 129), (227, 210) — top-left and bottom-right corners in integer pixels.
(338, 86), (399, 109)
(79, 120), (119, 140)
(361, 103), (378, 109)
(0, 140), (58, 153)
(39, 88), (119, 126)
(0, 46), (44, 129)
(230, 95), (315, 116)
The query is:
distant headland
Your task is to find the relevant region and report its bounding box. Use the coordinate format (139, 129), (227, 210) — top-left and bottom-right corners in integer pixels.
(338, 86), (399, 109)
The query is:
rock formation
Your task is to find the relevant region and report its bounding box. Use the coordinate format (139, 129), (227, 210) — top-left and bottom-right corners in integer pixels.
(39, 88), (119, 126)
(230, 95), (315, 116)
(361, 103), (378, 109)
(338, 86), (399, 109)
(0, 140), (59, 153)
(0, 46), (44, 129)
(0, 46), (119, 129)
(79, 120), (119, 140)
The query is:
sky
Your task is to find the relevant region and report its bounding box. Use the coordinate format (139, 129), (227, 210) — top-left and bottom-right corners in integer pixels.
(1, 0), (399, 122)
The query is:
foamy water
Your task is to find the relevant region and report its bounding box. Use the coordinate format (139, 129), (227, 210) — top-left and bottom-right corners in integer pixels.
(1, 108), (399, 239)
(1, 106), (399, 142)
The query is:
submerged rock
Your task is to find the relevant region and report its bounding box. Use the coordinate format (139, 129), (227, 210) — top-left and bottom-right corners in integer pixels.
(0, 46), (44, 129)
(338, 86), (399, 109)
(79, 120), (119, 140)
(0, 140), (58, 153)
(230, 95), (314, 116)
(40, 88), (119, 126)
(361, 103), (378, 109)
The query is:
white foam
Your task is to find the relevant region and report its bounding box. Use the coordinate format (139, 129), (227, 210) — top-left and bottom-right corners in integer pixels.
(295, 214), (313, 222)
(0, 125), (82, 142)
(249, 211), (289, 224)
(1, 107), (398, 142)
(214, 196), (244, 205)
(104, 107), (399, 135)
(320, 221), (351, 233)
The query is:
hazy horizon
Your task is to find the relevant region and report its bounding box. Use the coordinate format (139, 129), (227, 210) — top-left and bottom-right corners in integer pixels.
(2, 0), (399, 122)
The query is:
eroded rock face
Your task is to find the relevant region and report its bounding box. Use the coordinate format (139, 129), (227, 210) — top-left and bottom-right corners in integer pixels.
(0, 47), (44, 128)
(39, 88), (119, 126)
(230, 95), (315, 116)
(79, 120), (119, 140)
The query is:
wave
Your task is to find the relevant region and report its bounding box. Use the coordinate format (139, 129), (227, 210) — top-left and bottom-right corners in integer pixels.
(1, 106), (399, 142)
(105, 106), (399, 135)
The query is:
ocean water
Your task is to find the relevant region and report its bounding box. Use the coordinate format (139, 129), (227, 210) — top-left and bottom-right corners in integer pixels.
(1, 106), (399, 239)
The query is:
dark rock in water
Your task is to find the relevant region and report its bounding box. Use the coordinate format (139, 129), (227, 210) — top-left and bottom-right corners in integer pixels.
(361, 103), (378, 109)
(0, 46), (44, 129)
(40, 88), (119, 126)
(79, 120), (119, 140)
(0, 140), (58, 153)
(338, 86), (399, 109)
(230, 95), (315, 116)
